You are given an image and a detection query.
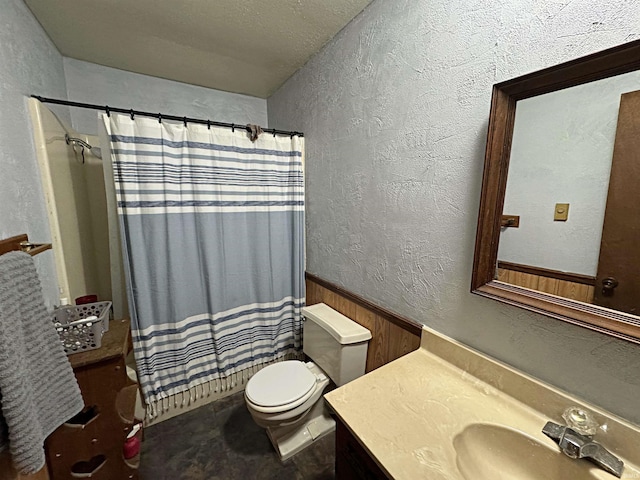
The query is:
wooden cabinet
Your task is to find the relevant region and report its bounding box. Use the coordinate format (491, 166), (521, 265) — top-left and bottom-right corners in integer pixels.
(45, 320), (141, 479)
(335, 418), (389, 480)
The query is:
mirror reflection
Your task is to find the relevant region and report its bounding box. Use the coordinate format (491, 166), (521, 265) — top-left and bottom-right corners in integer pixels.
(497, 70), (640, 316)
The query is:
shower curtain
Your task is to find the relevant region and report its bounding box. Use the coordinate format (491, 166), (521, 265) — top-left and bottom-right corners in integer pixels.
(101, 114), (305, 413)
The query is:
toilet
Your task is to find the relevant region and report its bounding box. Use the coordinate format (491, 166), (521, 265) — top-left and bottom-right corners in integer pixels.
(244, 302), (371, 461)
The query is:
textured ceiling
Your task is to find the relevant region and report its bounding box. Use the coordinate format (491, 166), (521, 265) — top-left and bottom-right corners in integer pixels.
(24, 0), (371, 98)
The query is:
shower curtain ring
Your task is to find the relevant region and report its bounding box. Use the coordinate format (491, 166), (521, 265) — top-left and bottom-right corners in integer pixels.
(273, 130), (276, 137)
(105, 105), (111, 117)
(130, 109), (134, 120)
(231, 123), (235, 132)
(183, 117), (188, 127)
(158, 113), (162, 123)
(207, 120), (211, 130)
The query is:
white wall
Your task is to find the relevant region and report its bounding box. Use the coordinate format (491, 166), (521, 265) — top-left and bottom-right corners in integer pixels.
(268, 0), (640, 423)
(499, 70), (640, 276)
(63, 58), (268, 136)
(0, 0), (70, 306)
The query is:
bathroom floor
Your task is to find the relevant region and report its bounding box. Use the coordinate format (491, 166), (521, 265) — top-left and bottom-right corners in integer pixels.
(139, 391), (335, 480)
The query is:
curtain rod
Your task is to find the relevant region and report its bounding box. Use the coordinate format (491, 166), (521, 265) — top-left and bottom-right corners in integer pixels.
(31, 95), (304, 138)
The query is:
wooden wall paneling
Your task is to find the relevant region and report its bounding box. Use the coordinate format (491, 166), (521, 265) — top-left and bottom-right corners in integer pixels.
(556, 280), (593, 303)
(334, 294), (356, 320)
(505, 269), (518, 285)
(314, 284), (336, 310)
(324, 288), (337, 310)
(353, 304), (376, 333)
(498, 267), (594, 304)
(305, 280), (319, 306)
(496, 268), (508, 282)
(537, 276), (559, 295)
(304, 275), (422, 371)
(515, 272), (540, 290)
(305, 274), (422, 337)
(556, 280), (577, 299)
(353, 305), (378, 372)
(369, 315), (389, 371)
(498, 261), (596, 285)
(387, 322), (421, 362)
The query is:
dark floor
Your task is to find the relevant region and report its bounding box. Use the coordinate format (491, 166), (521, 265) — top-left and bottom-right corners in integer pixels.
(139, 391), (335, 480)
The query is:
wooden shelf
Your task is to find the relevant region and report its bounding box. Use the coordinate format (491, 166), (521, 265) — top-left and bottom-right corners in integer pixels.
(46, 319), (139, 480)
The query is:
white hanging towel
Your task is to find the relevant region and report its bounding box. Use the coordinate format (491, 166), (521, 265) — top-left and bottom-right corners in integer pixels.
(0, 252), (84, 474)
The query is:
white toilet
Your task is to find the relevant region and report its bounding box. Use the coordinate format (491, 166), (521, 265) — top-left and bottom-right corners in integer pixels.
(244, 302), (371, 461)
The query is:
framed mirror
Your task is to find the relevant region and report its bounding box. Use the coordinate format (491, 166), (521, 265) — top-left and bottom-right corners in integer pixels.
(472, 39), (640, 344)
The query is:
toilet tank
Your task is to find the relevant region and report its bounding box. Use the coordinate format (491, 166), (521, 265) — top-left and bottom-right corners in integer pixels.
(301, 303), (372, 386)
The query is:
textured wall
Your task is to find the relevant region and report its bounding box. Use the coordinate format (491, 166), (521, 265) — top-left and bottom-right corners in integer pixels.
(500, 70), (640, 276)
(0, 0), (70, 306)
(268, 0), (640, 422)
(63, 58), (268, 136)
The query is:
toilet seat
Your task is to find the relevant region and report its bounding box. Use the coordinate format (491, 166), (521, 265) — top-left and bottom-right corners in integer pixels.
(245, 361), (318, 412)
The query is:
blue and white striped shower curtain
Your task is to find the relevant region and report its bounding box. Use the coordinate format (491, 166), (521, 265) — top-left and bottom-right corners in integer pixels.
(102, 114), (305, 411)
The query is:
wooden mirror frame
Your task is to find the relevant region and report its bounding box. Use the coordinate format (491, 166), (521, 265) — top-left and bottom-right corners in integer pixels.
(472, 39), (640, 344)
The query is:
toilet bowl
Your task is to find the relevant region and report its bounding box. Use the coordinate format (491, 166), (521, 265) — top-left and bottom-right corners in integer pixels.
(244, 303), (371, 461)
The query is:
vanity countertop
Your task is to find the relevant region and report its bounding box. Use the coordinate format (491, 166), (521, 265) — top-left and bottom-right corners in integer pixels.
(324, 327), (640, 480)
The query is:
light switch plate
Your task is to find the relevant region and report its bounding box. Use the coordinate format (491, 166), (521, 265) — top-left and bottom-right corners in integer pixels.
(554, 203), (569, 221)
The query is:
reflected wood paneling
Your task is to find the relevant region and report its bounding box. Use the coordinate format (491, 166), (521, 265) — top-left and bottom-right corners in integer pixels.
(306, 273), (421, 372)
(497, 266), (595, 304)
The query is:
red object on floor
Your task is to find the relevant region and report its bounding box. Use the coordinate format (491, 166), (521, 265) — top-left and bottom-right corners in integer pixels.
(123, 435), (140, 459)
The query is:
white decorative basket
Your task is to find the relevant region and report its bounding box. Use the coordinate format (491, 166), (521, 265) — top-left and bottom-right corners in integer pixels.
(52, 301), (112, 355)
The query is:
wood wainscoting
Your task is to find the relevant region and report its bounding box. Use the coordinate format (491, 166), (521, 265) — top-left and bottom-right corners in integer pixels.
(497, 261), (595, 304)
(305, 273), (422, 372)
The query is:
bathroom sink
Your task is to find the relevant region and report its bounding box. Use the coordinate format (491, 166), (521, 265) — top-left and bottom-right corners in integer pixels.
(453, 424), (603, 480)
(325, 327), (640, 480)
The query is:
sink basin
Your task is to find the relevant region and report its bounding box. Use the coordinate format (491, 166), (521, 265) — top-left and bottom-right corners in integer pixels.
(453, 424), (603, 480)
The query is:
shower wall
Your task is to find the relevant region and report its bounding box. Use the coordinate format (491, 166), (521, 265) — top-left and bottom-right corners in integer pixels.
(28, 98), (112, 306)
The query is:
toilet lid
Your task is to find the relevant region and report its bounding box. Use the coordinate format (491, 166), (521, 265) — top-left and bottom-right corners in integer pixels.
(245, 360), (317, 408)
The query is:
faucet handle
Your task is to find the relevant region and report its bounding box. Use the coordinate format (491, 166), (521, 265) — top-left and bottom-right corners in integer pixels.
(563, 407), (598, 436)
(543, 422), (625, 478)
(581, 443), (625, 477)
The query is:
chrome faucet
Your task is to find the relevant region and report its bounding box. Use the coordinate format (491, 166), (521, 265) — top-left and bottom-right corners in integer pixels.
(542, 420), (624, 477)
